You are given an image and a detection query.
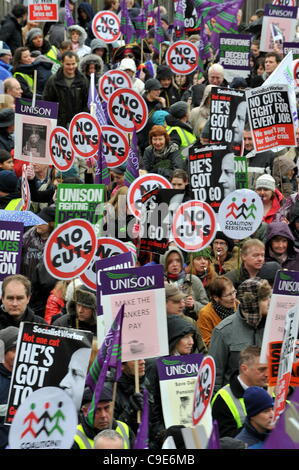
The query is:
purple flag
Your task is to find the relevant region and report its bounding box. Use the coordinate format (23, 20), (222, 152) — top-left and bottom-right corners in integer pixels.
(134, 8), (147, 40)
(124, 128), (139, 187)
(65, 0), (75, 27)
(133, 389), (149, 449)
(207, 420), (220, 449)
(120, 0), (136, 43)
(144, 0), (154, 18)
(173, 0), (185, 31)
(152, 6), (165, 55)
(263, 386), (299, 449)
(86, 304), (125, 425)
(88, 82), (107, 126)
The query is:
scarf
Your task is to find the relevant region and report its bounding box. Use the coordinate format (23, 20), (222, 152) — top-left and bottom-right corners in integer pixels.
(212, 300), (235, 321)
(268, 247), (288, 266)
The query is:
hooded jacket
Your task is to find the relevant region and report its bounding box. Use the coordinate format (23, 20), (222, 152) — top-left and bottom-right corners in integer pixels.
(272, 155), (298, 198)
(162, 246), (209, 313)
(0, 13), (23, 54)
(265, 221), (299, 270)
(165, 113), (196, 151)
(263, 188), (284, 224)
(14, 55), (53, 98)
(78, 2), (95, 46)
(190, 84), (214, 138)
(53, 292), (97, 336)
(48, 8), (66, 48)
(67, 25), (91, 58)
(79, 53), (104, 81)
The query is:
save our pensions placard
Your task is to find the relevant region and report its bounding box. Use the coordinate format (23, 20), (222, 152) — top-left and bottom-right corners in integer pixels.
(98, 265), (168, 361)
(246, 84), (296, 152)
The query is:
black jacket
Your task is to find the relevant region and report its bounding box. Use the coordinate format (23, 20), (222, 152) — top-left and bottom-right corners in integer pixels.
(43, 67), (89, 128)
(0, 130), (14, 153)
(0, 13), (23, 54)
(0, 305), (46, 330)
(0, 364), (11, 449)
(53, 299), (97, 336)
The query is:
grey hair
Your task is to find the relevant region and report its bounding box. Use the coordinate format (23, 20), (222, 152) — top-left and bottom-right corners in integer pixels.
(94, 429), (124, 445)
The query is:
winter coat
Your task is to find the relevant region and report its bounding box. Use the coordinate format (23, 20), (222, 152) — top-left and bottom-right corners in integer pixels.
(77, 2), (95, 46)
(48, 8), (66, 48)
(146, 314), (205, 448)
(211, 245), (240, 276)
(43, 66), (89, 128)
(190, 84), (214, 138)
(0, 60), (12, 81)
(0, 305), (46, 330)
(142, 141), (183, 179)
(165, 113), (197, 153)
(137, 94), (164, 153)
(0, 192), (21, 210)
(30, 260), (57, 319)
(14, 55), (53, 99)
(289, 200), (299, 250)
(72, 413), (135, 449)
(198, 301), (238, 348)
(223, 261), (281, 290)
(272, 154), (298, 198)
(0, 130), (14, 153)
(263, 188), (284, 224)
(44, 290), (65, 325)
(235, 417), (270, 447)
(265, 221), (299, 270)
(21, 227), (47, 282)
(245, 149), (276, 190)
(211, 370), (247, 438)
(162, 246), (209, 313)
(160, 84), (181, 108)
(0, 13), (23, 54)
(0, 364), (11, 449)
(79, 53), (104, 85)
(209, 308), (266, 392)
(104, 371), (153, 434)
(53, 298), (97, 336)
(67, 25), (91, 58)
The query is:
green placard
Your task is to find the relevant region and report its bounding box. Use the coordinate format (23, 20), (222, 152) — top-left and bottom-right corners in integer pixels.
(55, 183), (105, 227)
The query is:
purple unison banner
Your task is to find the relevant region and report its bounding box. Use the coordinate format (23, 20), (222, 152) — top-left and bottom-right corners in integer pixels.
(97, 265), (168, 361)
(0, 221), (23, 286)
(156, 354), (204, 429)
(96, 252), (135, 315)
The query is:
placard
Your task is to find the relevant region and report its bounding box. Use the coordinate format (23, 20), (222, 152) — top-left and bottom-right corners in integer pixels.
(80, 237), (130, 291)
(172, 200), (217, 252)
(260, 4), (298, 52)
(107, 88), (148, 133)
(98, 71), (132, 103)
(44, 219), (97, 280)
(157, 354), (203, 429)
(219, 34), (251, 81)
(92, 11), (121, 43)
(5, 322), (92, 423)
(49, 127), (74, 172)
(101, 125), (129, 167)
(14, 99), (58, 165)
(28, 0), (58, 22)
(127, 173), (172, 219)
(166, 40), (199, 75)
(246, 84), (296, 152)
(0, 221), (23, 285)
(193, 356), (215, 426)
(55, 183), (105, 226)
(69, 112), (101, 158)
(218, 189), (264, 240)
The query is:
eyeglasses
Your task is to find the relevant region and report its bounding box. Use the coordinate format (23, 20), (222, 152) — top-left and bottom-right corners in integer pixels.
(221, 290), (237, 298)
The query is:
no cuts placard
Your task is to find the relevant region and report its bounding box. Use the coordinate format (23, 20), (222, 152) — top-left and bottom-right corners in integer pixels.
(44, 219), (97, 280)
(69, 112), (101, 158)
(49, 127), (74, 172)
(92, 11), (121, 43)
(98, 70), (132, 102)
(166, 40), (199, 75)
(107, 88), (148, 132)
(101, 125), (129, 168)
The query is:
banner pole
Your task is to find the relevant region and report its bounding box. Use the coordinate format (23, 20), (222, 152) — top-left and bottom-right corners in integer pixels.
(32, 70), (37, 109)
(109, 381), (118, 429)
(135, 360), (141, 423)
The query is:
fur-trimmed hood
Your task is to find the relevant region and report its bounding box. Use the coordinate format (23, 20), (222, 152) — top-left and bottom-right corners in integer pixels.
(79, 53), (104, 75)
(67, 24), (88, 46)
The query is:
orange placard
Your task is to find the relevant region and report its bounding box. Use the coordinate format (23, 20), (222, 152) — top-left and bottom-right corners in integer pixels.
(268, 340), (299, 387)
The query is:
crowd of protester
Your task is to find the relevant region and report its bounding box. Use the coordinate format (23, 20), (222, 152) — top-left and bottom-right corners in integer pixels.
(0, 0), (298, 451)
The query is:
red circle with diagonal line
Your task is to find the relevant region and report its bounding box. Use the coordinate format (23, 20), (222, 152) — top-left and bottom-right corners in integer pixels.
(99, 70), (132, 102)
(193, 356), (215, 426)
(92, 11), (121, 43)
(166, 40), (199, 75)
(44, 219), (97, 280)
(80, 237), (129, 290)
(69, 112), (101, 158)
(172, 200), (217, 252)
(49, 126), (74, 171)
(108, 88), (148, 132)
(101, 125), (129, 168)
